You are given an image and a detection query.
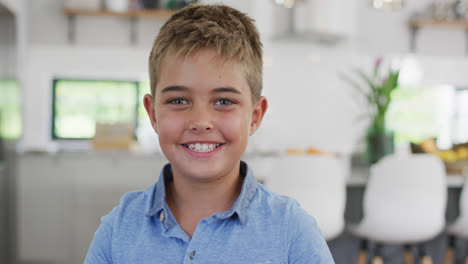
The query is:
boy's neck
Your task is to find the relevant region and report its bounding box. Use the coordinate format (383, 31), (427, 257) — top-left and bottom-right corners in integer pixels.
(166, 163), (244, 237)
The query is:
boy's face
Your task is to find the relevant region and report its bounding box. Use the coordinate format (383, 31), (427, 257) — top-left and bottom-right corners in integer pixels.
(144, 49), (267, 182)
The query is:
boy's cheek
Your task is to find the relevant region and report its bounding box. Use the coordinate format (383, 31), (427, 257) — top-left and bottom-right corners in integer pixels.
(221, 115), (251, 136)
(156, 117), (183, 136)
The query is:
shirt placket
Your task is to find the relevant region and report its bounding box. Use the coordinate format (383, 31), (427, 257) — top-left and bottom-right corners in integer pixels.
(183, 218), (215, 264)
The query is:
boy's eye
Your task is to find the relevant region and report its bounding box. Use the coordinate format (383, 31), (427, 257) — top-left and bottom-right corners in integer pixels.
(168, 98), (188, 105)
(215, 98), (235, 106)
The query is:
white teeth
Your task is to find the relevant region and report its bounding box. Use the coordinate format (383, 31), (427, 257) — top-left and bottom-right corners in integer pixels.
(187, 143), (221, 152)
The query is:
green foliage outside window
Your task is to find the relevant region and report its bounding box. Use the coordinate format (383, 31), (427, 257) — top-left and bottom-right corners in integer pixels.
(453, 89), (468, 144)
(0, 79), (22, 140)
(386, 86), (443, 147)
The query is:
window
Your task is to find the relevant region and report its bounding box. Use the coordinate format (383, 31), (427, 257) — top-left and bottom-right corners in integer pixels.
(386, 84), (455, 150)
(452, 87), (468, 144)
(0, 79), (22, 140)
(385, 57), (460, 150)
(52, 79), (139, 140)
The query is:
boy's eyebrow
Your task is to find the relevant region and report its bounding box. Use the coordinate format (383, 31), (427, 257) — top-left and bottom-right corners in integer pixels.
(160, 86), (189, 93)
(212, 87), (242, 95)
(160, 86), (242, 95)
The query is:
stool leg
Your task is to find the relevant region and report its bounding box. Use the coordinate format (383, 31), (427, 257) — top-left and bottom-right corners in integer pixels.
(372, 256), (384, 264)
(357, 251), (367, 264)
(421, 256), (432, 264)
(443, 236), (455, 264)
(418, 244), (432, 264)
(372, 243), (384, 264)
(464, 240), (468, 264)
(404, 244), (414, 264)
(443, 247), (454, 264)
(357, 239), (368, 264)
(465, 239), (468, 264)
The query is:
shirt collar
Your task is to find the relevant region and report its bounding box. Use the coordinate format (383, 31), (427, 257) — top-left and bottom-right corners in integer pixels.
(145, 161), (258, 225)
(145, 163), (172, 218)
(222, 161), (258, 225)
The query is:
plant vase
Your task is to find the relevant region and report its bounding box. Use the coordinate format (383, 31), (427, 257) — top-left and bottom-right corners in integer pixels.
(365, 130), (394, 164)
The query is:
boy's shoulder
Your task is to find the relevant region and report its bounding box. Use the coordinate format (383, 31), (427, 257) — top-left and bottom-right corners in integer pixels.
(253, 183), (315, 222)
(121, 182), (156, 209)
(254, 184), (333, 262)
(255, 183), (300, 211)
(103, 182), (158, 224)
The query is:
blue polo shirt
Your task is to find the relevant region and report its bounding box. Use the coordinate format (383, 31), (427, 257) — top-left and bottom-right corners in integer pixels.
(85, 161), (334, 263)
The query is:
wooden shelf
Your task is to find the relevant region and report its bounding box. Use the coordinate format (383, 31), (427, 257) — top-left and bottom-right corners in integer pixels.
(64, 8), (178, 45)
(410, 18), (468, 29)
(64, 8), (177, 19)
(408, 18), (468, 54)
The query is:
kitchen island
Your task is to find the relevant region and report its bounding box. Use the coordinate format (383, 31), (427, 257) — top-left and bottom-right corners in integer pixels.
(11, 152), (468, 264)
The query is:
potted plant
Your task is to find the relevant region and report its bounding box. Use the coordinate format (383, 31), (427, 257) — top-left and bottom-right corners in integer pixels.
(343, 57), (400, 164)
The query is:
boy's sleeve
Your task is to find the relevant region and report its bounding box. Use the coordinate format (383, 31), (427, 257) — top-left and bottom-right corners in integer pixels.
(84, 207), (118, 264)
(287, 200), (335, 264)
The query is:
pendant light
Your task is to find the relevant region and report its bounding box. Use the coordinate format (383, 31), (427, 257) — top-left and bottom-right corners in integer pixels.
(273, 0), (305, 9)
(371, 0), (404, 10)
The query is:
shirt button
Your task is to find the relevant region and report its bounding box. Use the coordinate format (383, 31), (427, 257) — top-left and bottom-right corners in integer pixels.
(190, 251), (196, 260)
(159, 212), (165, 222)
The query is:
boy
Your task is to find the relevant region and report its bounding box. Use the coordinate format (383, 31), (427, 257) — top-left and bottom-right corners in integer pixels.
(85, 4), (334, 263)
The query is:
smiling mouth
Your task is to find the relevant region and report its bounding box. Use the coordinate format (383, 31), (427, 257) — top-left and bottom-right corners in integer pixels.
(182, 143), (223, 153)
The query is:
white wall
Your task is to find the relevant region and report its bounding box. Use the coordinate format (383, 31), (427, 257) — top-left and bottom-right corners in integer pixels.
(0, 13), (16, 77)
(28, 0), (166, 47)
(255, 43), (366, 153)
(357, 0), (467, 56)
(16, 0), (468, 154)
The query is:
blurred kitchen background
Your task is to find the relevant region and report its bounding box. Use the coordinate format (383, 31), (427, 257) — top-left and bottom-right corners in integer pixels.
(1, 0), (468, 263)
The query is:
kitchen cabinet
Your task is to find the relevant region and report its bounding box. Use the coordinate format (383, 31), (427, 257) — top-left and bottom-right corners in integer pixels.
(17, 152), (167, 263)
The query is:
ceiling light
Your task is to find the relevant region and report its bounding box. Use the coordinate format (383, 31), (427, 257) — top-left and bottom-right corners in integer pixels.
(273, 0), (305, 8)
(371, 0), (404, 10)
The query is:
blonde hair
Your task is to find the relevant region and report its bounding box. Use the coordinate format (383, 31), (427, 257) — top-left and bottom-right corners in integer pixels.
(148, 4), (263, 103)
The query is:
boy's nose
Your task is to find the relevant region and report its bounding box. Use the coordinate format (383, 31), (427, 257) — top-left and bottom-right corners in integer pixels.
(188, 120), (213, 133)
(187, 107), (214, 133)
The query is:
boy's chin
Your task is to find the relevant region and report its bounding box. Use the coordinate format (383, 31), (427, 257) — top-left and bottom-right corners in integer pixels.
(172, 162), (241, 183)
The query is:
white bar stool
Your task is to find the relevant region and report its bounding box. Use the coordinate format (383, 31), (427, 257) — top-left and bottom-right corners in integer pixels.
(265, 155), (347, 241)
(348, 154), (447, 264)
(444, 179), (468, 264)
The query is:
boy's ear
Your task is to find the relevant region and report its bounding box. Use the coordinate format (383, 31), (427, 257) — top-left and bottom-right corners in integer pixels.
(143, 94), (159, 134)
(249, 96), (268, 136)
